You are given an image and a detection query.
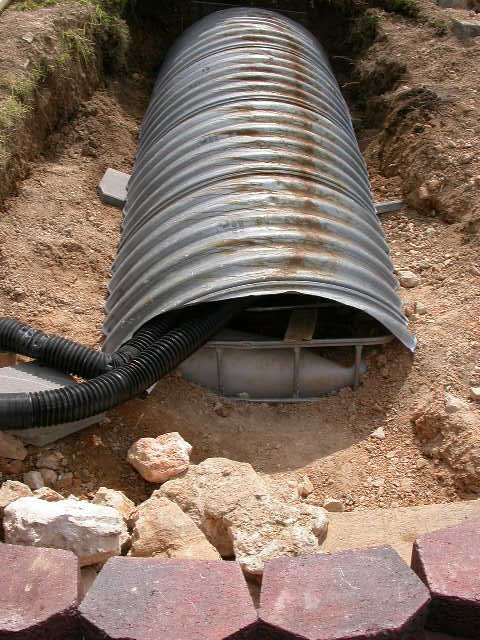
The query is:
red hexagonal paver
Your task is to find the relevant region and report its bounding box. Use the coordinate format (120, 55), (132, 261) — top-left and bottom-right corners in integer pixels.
(79, 558), (258, 640)
(258, 546), (430, 640)
(0, 543), (80, 639)
(411, 518), (480, 639)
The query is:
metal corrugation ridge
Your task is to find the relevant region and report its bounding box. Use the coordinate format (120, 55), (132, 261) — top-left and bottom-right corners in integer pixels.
(102, 7), (415, 353)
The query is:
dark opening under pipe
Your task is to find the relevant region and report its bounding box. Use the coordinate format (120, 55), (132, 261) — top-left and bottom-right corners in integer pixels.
(0, 299), (248, 429)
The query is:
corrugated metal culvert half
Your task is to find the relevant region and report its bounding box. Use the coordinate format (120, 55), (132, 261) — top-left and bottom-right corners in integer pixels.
(102, 7), (415, 353)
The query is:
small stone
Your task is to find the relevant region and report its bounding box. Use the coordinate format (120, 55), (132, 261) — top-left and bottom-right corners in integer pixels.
(372, 477), (385, 488)
(398, 270), (421, 288)
(470, 387), (480, 401)
(371, 426), (385, 440)
(33, 487), (64, 501)
(0, 431), (27, 461)
(3, 497), (126, 566)
(415, 302), (428, 315)
(445, 393), (469, 414)
(0, 479), (32, 518)
(214, 402), (232, 418)
(298, 475), (314, 498)
(39, 467), (58, 486)
(130, 493), (221, 560)
(469, 265), (480, 276)
(36, 450), (64, 471)
(127, 432), (192, 483)
(323, 497), (345, 512)
(92, 487), (135, 522)
(22, 33), (34, 44)
(23, 470), (45, 490)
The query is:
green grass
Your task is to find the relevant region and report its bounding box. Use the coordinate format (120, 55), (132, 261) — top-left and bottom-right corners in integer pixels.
(0, 96), (28, 131)
(15, 0), (57, 10)
(62, 27), (94, 66)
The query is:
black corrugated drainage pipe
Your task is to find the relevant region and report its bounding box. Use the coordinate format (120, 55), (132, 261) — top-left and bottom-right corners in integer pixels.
(0, 299), (248, 429)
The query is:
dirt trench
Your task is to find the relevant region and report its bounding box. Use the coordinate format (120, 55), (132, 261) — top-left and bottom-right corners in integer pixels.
(0, 0), (479, 511)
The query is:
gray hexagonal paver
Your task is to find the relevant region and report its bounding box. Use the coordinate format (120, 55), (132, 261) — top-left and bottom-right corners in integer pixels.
(258, 546), (430, 639)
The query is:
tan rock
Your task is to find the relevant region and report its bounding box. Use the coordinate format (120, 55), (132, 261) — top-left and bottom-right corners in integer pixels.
(323, 498), (345, 512)
(33, 487), (64, 502)
(36, 450), (64, 471)
(23, 470), (45, 490)
(92, 487), (135, 522)
(298, 475), (314, 498)
(129, 493), (221, 560)
(0, 457), (24, 474)
(160, 458), (329, 577)
(0, 480), (32, 518)
(0, 431), (27, 461)
(127, 432), (192, 483)
(39, 468), (58, 486)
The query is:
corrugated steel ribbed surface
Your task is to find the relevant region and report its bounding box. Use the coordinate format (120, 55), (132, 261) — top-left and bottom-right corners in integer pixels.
(102, 7), (415, 352)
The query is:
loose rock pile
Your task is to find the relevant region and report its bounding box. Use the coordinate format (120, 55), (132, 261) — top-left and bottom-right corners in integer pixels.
(0, 431), (328, 588)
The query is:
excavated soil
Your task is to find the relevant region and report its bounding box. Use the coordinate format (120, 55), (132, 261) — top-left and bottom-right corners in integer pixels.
(0, 1), (479, 511)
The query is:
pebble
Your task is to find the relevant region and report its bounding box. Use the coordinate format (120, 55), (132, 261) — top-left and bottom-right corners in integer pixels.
(397, 270), (421, 288)
(36, 450), (64, 471)
(470, 387), (480, 401)
(323, 497), (345, 512)
(371, 426), (385, 440)
(414, 302), (428, 315)
(127, 432), (192, 484)
(22, 33), (34, 44)
(298, 475), (314, 498)
(23, 470), (45, 490)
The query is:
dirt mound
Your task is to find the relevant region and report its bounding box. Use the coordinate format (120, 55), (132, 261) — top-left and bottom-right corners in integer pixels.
(412, 393), (480, 493)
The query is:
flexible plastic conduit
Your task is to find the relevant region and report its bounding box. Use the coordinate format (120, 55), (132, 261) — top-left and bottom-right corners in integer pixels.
(0, 300), (245, 429)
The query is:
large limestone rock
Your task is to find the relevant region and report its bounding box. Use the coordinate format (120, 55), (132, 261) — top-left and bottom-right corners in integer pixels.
(159, 458), (329, 577)
(3, 497), (126, 566)
(127, 432), (192, 483)
(92, 487), (135, 522)
(0, 480), (32, 518)
(412, 393), (480, 492)
(129, 493), (221, 560)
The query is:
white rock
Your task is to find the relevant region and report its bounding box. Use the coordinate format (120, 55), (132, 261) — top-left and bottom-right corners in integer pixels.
(470, 387), (480, 401)
(414, 302), (428, 315)
(397, 270), (421, 288)
(445, 393), (470, 414)
(39, 468), (57, 486)
(323, 498), (345, 512)
(23, 470), (45, 490)
(371, 426), (385, 440)
(0, 480), (32, 518)
(3, 497), (125, 566)
(92, 487), (135, 522)
(160, 457), (328, 577)
(0, 431), (27, 461)
(127, 432), (192, 483)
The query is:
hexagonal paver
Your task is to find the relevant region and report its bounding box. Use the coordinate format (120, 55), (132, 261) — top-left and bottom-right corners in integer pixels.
(258, 546), (430, 640)
(79, 558), (258, 640)
(411, 518), (480, 639)
(0, 543), (80, 639)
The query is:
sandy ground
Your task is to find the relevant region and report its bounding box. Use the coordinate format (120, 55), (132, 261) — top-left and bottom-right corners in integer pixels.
(0, 1), (479, 510)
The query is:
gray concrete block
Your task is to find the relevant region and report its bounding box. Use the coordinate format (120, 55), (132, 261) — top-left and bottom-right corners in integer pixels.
(97, 168), (129, 208)
(453, 18), (480, 40)
(0, 363), (105, 446)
